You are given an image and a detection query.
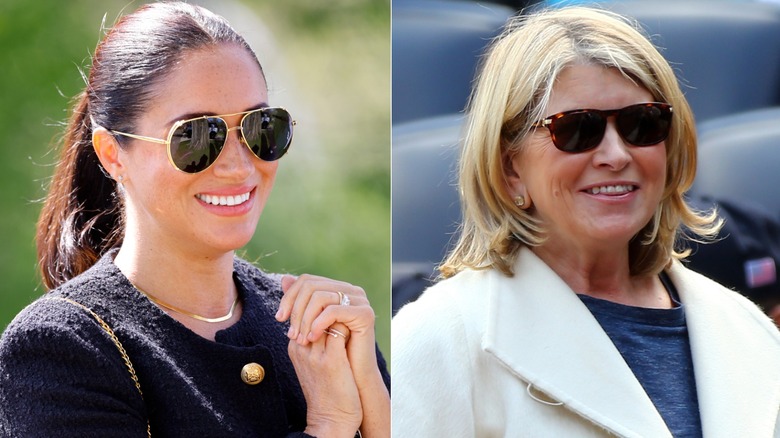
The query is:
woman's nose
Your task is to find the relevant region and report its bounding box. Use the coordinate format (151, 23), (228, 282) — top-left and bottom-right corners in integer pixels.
(211, 127), (253, 178)
(592, 122), (632, 171)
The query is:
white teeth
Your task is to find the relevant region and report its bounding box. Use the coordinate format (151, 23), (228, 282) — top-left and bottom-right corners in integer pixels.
(196, 192), (251, 206)
(587, 185), (636, 195)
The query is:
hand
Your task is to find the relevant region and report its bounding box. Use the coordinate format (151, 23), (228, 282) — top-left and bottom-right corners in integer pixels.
(288, 328), (362, 437)
(276, 274), (379, 384)
(278, 274), (389, 437)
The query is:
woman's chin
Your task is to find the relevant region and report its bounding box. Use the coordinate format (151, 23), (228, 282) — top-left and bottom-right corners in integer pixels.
(197, 228), (258, 255)
(576, 218), (652, 248)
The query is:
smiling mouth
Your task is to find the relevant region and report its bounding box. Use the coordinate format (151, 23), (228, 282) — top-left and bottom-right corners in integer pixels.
(196, 192), (251, 206)
(585, 184), (637, 195)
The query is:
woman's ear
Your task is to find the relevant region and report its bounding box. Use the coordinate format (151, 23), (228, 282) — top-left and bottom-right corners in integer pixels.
(92, 127), (125, 180)
(503, 149), (531, 209)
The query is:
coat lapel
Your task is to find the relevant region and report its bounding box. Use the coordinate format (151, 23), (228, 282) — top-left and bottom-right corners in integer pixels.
(668, 263), (780, 437)
(482, 248), (671, 437)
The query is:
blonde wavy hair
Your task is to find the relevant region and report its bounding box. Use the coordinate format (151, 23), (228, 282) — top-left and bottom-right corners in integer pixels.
(439, 6), (721, 279)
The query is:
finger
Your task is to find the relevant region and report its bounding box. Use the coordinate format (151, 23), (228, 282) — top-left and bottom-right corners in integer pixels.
(275, 274), (299, 321)
(322, 322), (351, 345)
(307, 305), (373, 343)
(278, 274), (367, 322)
(281, 274), (297, 292)
(289, 279), (350, 341)
(308, 327), (328, 355)
(288, 331), (327, 364)
(313, 307), (380, 385)
(281, 274), (317, 339)
(289, 274), (356, 293)
(287, 338), (305, 368)
(297, 290), (341, 345)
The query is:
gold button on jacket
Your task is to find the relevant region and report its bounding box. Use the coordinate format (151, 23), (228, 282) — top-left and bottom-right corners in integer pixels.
(240, 363), (265, 385)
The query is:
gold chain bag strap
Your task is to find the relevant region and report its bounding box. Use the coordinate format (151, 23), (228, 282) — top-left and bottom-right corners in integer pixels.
(51, 297), (151, 437)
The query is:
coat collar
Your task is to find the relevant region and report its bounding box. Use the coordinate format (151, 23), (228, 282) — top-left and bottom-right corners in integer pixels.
(481, 247), (779, 437)
(482, 248), (671, 437)
(667, 263), (780, 437)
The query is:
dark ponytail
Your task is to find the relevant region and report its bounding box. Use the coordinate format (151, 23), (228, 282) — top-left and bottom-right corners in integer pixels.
(36, 92), (122, 290)
(36, 2), (263, 290)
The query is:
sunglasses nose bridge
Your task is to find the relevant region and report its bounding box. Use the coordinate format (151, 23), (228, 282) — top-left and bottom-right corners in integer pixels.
(225, 124), (246, 145)
(226, 125), (255, 153)
(595, 108), (627, 146)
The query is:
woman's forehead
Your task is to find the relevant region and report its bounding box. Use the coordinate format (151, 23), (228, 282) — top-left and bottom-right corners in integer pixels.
(147, 45), (267, 119)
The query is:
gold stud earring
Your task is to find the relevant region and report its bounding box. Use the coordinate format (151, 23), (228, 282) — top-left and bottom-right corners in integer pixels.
(514, 196), (525, 207)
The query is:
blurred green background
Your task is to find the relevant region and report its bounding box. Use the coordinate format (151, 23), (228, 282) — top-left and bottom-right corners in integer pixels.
(0, 1), (390, 357)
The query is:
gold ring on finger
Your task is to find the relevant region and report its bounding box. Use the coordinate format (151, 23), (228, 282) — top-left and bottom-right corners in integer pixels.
(336, 290), (350, 306)
(324, 327), (347, 339)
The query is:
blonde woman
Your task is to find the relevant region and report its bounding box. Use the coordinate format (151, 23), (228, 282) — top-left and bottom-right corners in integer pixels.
(392, 7), (779, 437)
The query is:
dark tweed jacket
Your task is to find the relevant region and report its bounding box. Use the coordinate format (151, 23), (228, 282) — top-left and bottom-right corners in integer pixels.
(0, 251), (389, 437)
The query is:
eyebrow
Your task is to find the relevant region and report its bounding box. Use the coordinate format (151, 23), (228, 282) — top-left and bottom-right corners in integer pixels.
(166, 102), (269, 125)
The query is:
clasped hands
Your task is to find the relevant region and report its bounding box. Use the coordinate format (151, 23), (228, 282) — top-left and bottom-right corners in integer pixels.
(276, 274), (385, 437)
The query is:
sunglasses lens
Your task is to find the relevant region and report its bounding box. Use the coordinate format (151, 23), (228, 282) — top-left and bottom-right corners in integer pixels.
(169, 118), (227, 173)
(617, 103), (673, 146)
(242, 108), (293, 162)
(550, 111), (606, 152)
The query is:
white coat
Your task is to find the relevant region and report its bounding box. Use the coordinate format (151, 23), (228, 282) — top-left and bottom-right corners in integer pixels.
(392, 248), (780, 437)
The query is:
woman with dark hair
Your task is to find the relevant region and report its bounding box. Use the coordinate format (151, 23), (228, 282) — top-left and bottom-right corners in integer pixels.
(0, 2), (389, 437)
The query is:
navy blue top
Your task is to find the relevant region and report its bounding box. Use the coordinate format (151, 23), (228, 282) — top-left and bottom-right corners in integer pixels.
(0, 251), (390, 437)
(578, 274), (703, 438)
